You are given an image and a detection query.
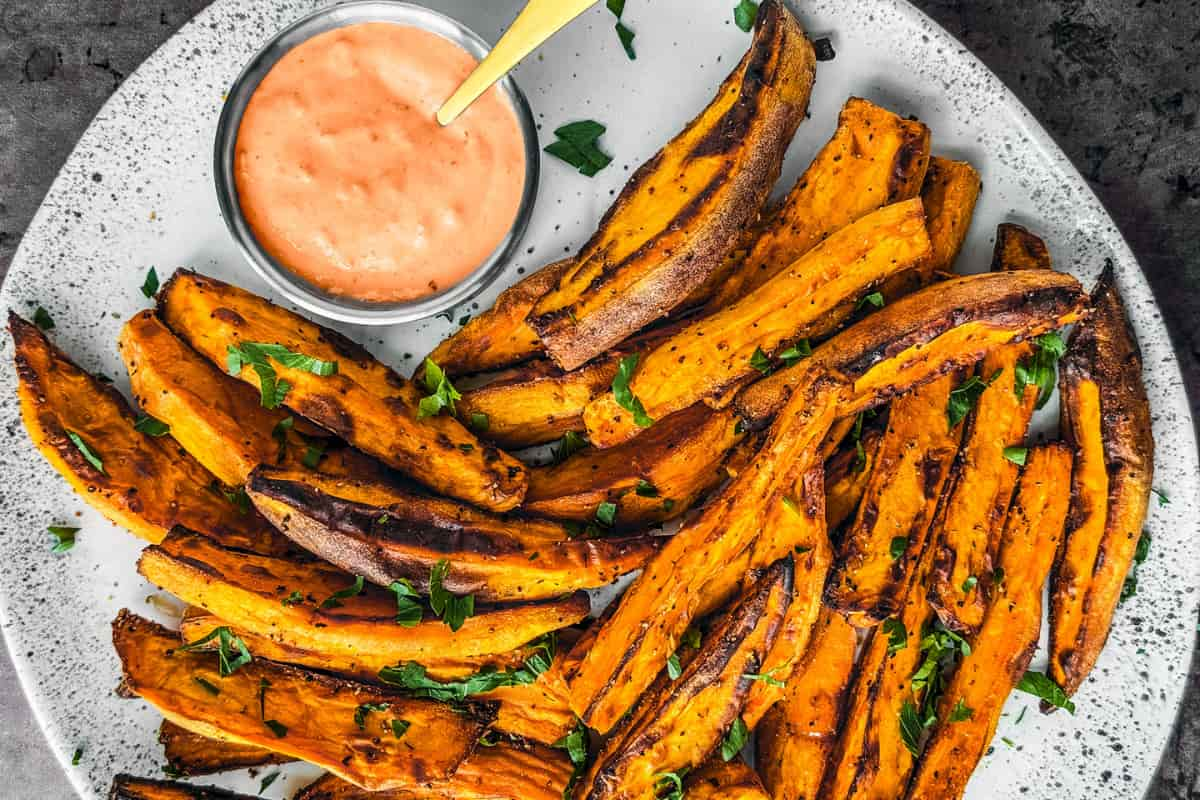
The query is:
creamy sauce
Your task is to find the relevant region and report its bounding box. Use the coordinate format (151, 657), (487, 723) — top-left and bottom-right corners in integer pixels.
(235, 22), (526, 303)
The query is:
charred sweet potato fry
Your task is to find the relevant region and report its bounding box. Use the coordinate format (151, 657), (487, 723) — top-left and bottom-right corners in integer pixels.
(926, 227), (1051, 633)
(523, 404), (744, 527)
(906, 444), (1072, 800)
(920, 157), (982, 276)
(756, 609), (857, 800)
(423, 259), (574, 376)
(1050, 265), (1154, 697)
(826, 373), (964, 626)
(138, 527), (590, 669)
(575, 560), (794, 799)
(567, 372), (842, 732)
(157, 270), (526, 512)
(110, 775), (260, 800)
(708, 97), (931, 309)
(295, 740), (574, 800)
(529, 2), (817, 369)
(686, 757), (770, 800)
(245, 467), (657, 600)
(112, 611), (492, 791)
(583, 199), (932, 448)
(9, 312), (290, 555)
(825, 427), (883, 532)
(159, 720), (287, 776)
(734, 269), (1088, 428)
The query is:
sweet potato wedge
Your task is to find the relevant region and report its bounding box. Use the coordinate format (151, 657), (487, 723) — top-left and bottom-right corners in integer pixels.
(583, 198), (932, 448)
(756, 609), (857, 800)
(686, 757), (770, 800)
(566, 371), (842, 732)
(9, 312), (290, 555)
(925, 227), (1050, 633)
(423, 258), (574, 376)
(523, 404), (744, 527)
(159, 720), (287, 775)
(906, 444), (1072, 800)
(528, 1), (817, 369)
(138, 527), (590, 669)
(1050, 265), (1153, 697)
(826, 373), (964, 626)
(157, 270), (526, 511)
(245, 467), (657, 600)
(575, 560), (793, 800)
(112, 611), (492, 791)
(295, 740), (574, 800)
(110, 775), (259, 800)
(733, 269), (1088, 428)
(920, 157), (982, 276)
(825, 427), (883, 532)
(707, 97), (931, 309)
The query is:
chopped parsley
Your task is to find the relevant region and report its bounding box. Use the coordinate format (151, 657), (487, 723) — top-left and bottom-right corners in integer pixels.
(857, 291), (885, 310)
(72, 746), (83, 766)
(133, 413), (170, 437)
(948, 697), (974, 722)
(271, 416), (294, 461)
(666, 653), (682, 680)
(429, 559), (475, 631)
(417, 358), (461, 418)
(882, 618), (908, 654)
(301, 440), (326, 469)
(750, 347), (773, 375)
(280, 590), (303, 607)
(354, 702), (391, 730)
(178, 626), (253, 677)
(961, 575), (978, 593)
(655, 771), (687, 800)
(193, 676), (221, 696)
(264, 720), (288, 738)
(211, 482), (251, 515)
(612, 353), (653, 427)
(48, 525), (79, 554)
(390, 719), (411, 738)
(1015, 671), (1075, 713)
(898, 698), (928, 757)
(320, 575), (364, 609)
(681, 627), (702, 650)
(1153, 488), (1169, 507)
(596, 501), (618, 527)
(379, 634), (555, 700)
(469, 411), (490, 432)
(615, 22), (636, 59)
(733, 0), (758, 32)
(1121, 530), (1152, 603)
(552, 430), (588, 464)
(141, 267), (159, 299)
(778, 339), (811, 366)
(226, 342), (337, 409)
(258, 771), (280, 795)
(1013, 331), (1067, 409)
(387, 578), (424, 627)
(743, 666), (786, 688)
(890, 536), (909, 560)
(720, 716), (749, 761)
(947, 369), (1002, 429)
(66, 430), (104, 473)
(1003, 446), (1028, 465)
(635, 479), (659, 497)
(33, 306), (55, 330)
(555, 723), (590, 798)
(544, 120), (613, 177)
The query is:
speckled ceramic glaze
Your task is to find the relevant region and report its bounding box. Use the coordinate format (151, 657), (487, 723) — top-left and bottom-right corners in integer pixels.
(0, 1), (1195, 798)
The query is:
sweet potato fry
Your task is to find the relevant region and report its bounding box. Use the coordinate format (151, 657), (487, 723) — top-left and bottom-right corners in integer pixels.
(110, 775), (260, 800)
(158, 720), (287, 775)
(566, 371), (842, 732)
(112, 611), (492, 791)
(756, 609), (857, 800)
(990, 222), (1052, 273)
(1050, 265), (1153, 697)
(686, 757), (770, 800)
(583, 199), (932, 448)
(245, 467), (658, 600)
(920, 157), (982, 276)
(733, 269), (1088, 428)
(707, 97), (931, 309)
(9, 312), (290, 555)
(157, 270), (526, 511)
(575, 560), (794, 799)
(138, 527), (590, 669)
(825, 427), (883, 532)
(523, 404), (744, 527)
(423, 258), (573, 376)
(295, 740), (574, 800)
(529, 1), (817, 369)
(906, 444), (1072, 800)
(826, 373), (964, 626)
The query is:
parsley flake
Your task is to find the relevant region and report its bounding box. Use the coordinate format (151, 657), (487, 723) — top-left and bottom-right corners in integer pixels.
(857, 291), (885, 310)
(379, 634), (555, 700)
(596, 501), (618, 527)
(429, 560), (475, 632)
(66, 430), (104, 473)
(545, 120), (612, 177)
(1015, 671), (1075, 713)
(417, 358), (461, 418)
(133, 413), (170, 437)
(387, 578), (424, 627)
(1013, 331), (1066, 409)
(1003, 446), (1029, 465)
(258, 771), (280, 795)
(890, 536), (909, 560)
(141, 267), (160, 299)
(612, 353), (653, 427)
(750, 347), (773, 375)
(177, 626), (253, 677)
(733, 0), (759, 32)
(882, 618), (908, 654)
(948, 697), (973, 722)
(320, 575), (365, 609)
(48, 525), (79, 554)
(947, 369), (1002, 429)
(666, 653), (682, 680)
(778, 339), (811, 366)
(33, 306), (55, 330)
(227, 342), (337, 409)
(720, 716), (749, 761)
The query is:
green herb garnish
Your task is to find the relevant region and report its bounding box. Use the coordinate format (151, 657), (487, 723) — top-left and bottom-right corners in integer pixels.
(733, 0), (759, 32)
(666, 653), (682, 680)
(227, 342), (337, 409)
(133, 413), (170, 437)
(778, 339), (811, 366)
(545, 120), (612, 177)
(947, 369), (1002, 429)
(552, 430), (588, 464)
(264, 720), (287, 738)
(429, 559), (475, 632)
(387, 578), (424, 627)
(178, 626), (252, 677)
(898, 699), (926, 757)
(743, 666), (786, 688)
(390, 719), (411, 738)
(271, 416), (294, 462)
(596, 501), (618, 527)
(1003, 446), (1029, 465)
(470, 412), (490, 432)
(379, 634), (555, 700)
(882, 619), (908, 655)
(750, 347), (772, 375)
(320, 575), (365, 609)
(1015, 671), (1075, 713)
(66, 430), (104, 473)
(72, 746), (83, 766)
(34, 306), (55, 330)
(1013, 331), (1066, 409)
(890, 536), (909, 560)
(857, 291), (885, 310)
(258, 771), (280, 795)
(141, 267), (160, 299)
(48, 525), (79, 554)
(948, 697), (974, 722)
(354, 702), (390, 730)
(280, 590), (303, 607)
(417, 358), (462, 418)
(720, 717), (749, 761)
(961, 575), (978, 592)
(301, 440), (327, 469)
(612, 353), (653, 427)
(635, 479), (659, 497)
(194, 676), (221, 696)
(1121, 530), (1152, 602)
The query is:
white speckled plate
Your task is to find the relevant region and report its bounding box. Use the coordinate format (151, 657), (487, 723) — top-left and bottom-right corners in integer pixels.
(1, 1), (1196, 798)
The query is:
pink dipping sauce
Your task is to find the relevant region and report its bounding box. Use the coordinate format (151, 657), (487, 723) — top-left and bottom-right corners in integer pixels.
(235, 22), (526, 303)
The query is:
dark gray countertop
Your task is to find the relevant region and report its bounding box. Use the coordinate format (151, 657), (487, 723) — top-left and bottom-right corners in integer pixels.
(1, 1), (1197, 797)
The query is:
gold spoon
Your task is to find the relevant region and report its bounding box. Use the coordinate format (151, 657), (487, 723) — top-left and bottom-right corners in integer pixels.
(437, 0), (600, 126)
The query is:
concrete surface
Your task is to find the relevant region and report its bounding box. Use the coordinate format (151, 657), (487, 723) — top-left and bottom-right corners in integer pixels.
(1, 1), (1197, 798)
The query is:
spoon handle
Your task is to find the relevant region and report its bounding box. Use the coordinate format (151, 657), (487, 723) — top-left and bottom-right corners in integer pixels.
(437, 0), (599, 125)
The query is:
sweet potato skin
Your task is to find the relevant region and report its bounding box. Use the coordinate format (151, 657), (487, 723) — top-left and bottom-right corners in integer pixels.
(112, 611), (492, 791)
(990, 222), (1052, 273)
(583, 198), (932, 448)
(246, 468), (658, 600)
(523, 404), (744, 527)
(9, 312), (289, 555)
(906, 444), (1072, 800)
(158, 720), (287, 776)
(139, 527), (590, 668)
(686, 757), (770, 800)
(920, 157), (982, 276)
(733, 270), (1088, 428)
(423, 258), (573, 376)
(825, 427), (882, 532)
(530, 1), (817, 369)
(708, 97), (931, 309)
(110, 775), (259, 800)
(575, 560), (794, 800)
(756, 609), (857, 800)
(825, 373), (964, 626)
(1050, 265), (1153, 697)
(157, 270), (526, 511)
(295, 741), (574, 800)
(566, 372), (842, 733)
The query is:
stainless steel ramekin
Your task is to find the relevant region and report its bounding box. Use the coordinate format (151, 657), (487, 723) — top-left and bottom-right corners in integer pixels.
(213, 1), (539, 326)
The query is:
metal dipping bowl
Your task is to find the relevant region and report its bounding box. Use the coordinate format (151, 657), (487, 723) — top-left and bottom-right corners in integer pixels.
(213, 1), (540, 326)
